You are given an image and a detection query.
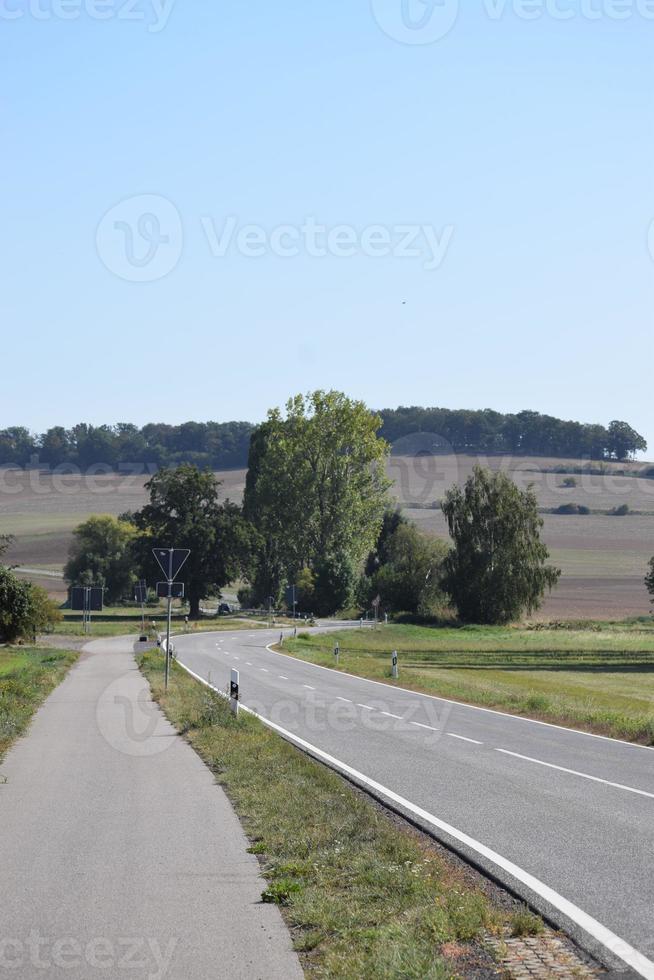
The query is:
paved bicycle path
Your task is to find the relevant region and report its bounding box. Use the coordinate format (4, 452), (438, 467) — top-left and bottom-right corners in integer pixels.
(0, 636), (302, 980)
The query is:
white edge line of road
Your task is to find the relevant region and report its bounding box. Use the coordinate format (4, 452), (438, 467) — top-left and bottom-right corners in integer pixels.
(175, 656), (654, 980)
(264, 638), (654, 754)
(495, 749), (654, 800)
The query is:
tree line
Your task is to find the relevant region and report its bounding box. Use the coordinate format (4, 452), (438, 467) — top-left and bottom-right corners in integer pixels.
(0, 407), (647, 470)
(0, 421), (254, 469)
(379, 408), (647, 461)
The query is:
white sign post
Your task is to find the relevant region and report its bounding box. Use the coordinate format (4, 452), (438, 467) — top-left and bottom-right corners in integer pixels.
(391, 650), (399, 680)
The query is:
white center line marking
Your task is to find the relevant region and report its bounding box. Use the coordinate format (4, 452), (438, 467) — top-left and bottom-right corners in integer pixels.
(336, 697), (352, 703)
(495, 749), (654, 799)
(411, 722), (440, 732)
(246, 662), (253, 666)
(381, 712), (402, 720)
(303, 685), (315, 690)
(357, 704), (375, 711)
(279, 675), (288, 680)
(260, 668), (269, 673)
(448, 733), (483, 745)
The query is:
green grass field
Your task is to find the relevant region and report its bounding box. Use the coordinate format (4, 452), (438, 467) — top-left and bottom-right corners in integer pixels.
(282, 622), (654, 744)
(139, 650), (543, 978)
(0, 647), (78, 762)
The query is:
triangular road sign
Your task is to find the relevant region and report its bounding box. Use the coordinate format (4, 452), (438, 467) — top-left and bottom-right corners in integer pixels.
(152, 548), (191, 581)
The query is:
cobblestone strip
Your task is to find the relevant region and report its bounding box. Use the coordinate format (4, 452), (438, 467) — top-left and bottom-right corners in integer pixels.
(485, 929), (599, 978)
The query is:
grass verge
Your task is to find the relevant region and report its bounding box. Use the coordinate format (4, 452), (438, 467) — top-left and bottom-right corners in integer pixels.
(280, 622), (654, 745)
(51, 614), (264, 639)
(139, 649), (528, 979)
(0, 647), (78, 763)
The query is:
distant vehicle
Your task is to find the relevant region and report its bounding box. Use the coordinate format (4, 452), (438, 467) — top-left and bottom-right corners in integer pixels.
(217, 603), (233, 616)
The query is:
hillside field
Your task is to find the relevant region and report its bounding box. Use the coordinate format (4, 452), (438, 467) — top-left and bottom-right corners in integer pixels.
(2, 455), (653, 620)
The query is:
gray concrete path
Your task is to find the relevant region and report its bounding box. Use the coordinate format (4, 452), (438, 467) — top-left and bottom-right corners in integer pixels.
(0, 636), (303, 980)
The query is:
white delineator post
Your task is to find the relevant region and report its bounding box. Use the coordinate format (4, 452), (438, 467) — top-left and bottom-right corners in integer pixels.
(334, 641), (340, 666)
(230, 668), (240, 717)
(392, 650), (399, 680)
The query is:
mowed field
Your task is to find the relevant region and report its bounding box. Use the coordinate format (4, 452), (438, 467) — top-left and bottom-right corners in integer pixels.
(2, 455), (653, 619)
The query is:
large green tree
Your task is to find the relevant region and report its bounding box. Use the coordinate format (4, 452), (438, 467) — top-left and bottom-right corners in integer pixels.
(244, 391), (390, 613)
(64, 515), (137, 604)
(607, 420), (647, 461)
(442, 467), (560, 624)
(133, 465), (257, 617)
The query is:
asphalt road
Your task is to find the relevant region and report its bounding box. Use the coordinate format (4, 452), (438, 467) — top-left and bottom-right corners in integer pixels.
(174, 624), (654, 979)
(0, 636), (302, 980)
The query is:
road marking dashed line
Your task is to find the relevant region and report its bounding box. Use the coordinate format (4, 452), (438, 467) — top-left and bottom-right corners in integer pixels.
(448, 733), (483, 745)
(411, 722), (440, 732)
(337, 697), (352, 703)
(303, 685), (315, 690)
(279, 675), (288, 680)
(260, 668), (269, 673)
(495, 749), (654, 799)
(381, 712), (402, 720)
(357, 704), (374, 711)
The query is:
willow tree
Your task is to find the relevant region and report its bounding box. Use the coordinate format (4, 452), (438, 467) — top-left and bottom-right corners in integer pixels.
(442, 466), (560, 624)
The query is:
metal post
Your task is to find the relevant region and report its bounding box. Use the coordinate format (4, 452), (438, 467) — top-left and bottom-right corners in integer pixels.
(164, 550), (173, 692)
(230, 668), (239, 717)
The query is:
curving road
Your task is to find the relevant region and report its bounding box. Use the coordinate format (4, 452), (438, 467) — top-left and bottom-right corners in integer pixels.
(174, 624), (654, 980)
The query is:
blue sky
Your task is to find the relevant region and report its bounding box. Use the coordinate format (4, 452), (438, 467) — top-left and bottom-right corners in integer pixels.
(2, 0), (653, 451)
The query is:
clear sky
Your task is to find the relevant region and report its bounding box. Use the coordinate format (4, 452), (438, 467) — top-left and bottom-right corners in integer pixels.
(2, 1), (653, 450)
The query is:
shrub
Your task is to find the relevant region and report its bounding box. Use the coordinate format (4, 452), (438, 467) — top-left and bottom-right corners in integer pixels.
(0, 569), (61, 642)
(561, 477), (577, 488)
(611, 504), (630, 516)
(554, 503), (589, 515)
